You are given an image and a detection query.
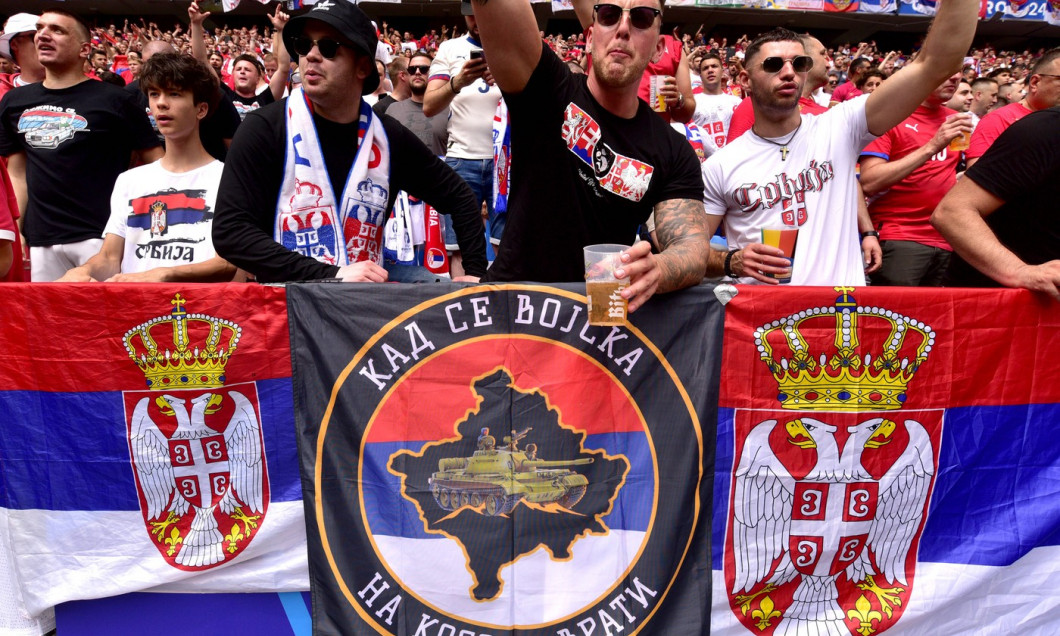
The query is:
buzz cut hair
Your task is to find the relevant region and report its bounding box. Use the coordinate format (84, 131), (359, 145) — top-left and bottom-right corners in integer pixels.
(970, 77), (998, 91)
(743, 28), (802, 69)
(1030, 48), (1060, 76)
(40, 10), (91, 44)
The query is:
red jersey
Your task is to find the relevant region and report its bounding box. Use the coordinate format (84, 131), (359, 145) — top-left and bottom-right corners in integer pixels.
(966, 102), (1032, 160)
(635, 35), (683, 123)
(861, 105), (960, 250)
(830, 80), (862, 103)
(726, 96), (829, 142)
(0, 159), (23, 282)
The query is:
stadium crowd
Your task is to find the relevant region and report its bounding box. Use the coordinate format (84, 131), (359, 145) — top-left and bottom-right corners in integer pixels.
(0, 0), (1056, 300)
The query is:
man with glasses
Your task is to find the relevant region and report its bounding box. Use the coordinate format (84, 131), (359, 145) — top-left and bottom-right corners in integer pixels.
(966, 48), (1060, 169)
(469, 0), (710, 309)
(0, 13), (44, 97)
(932, 105), (1060, 299)
(385, 52), (450, 157)
(701, 0), (980, 286)
(211, 0), (486, 283)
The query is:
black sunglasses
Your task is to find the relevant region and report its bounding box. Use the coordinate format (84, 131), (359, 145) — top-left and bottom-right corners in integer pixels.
(407, 64), (430, 75)
(761, 55), (814, 74)
(592, 4), (661, 30)
(292, 36), (349, 60)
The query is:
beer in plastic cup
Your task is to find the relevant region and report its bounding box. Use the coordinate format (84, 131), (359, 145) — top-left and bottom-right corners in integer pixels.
(584, 244), (629, 325)
(760, 227), (799, 284)
(948, 130), (971, 152)
(649, 75), (668, 112)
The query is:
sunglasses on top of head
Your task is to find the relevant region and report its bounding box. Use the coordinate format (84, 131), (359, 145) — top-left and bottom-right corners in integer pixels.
(292, 36), (349, 60)
(592, 4), (661, 30)
(760, 55), (814, 74)
(407, 64), (431, 75)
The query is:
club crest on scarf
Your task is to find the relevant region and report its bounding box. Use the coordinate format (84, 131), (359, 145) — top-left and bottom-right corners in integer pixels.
(122, 293), (269, 570)
(726, 287), (941, 636)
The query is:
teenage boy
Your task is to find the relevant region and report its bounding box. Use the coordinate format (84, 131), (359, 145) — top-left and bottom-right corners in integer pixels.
(59, 53), (236, 282)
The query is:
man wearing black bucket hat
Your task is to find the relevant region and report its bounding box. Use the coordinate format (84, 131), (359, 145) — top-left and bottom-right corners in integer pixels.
(212, 0), (486, 283)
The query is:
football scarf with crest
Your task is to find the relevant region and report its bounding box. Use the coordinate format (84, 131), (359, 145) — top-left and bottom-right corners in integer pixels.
(276, 88), (391, 268)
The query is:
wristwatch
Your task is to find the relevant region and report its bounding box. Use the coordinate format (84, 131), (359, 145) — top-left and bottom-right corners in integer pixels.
(860, 230), (880, 240)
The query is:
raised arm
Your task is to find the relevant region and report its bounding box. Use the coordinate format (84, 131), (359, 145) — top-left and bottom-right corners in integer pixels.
(188, 1), (212, 70)
(470, 0), (545, 94)
(267, 5), (291, 102)
(864, 0), (978, 135)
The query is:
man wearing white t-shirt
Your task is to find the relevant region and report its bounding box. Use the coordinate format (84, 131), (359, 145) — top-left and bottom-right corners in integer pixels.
(692, 52), (741, 156)
(59, 53), (236, 282)
(701, 0), (980, 286)
(424, 0), (502, 275)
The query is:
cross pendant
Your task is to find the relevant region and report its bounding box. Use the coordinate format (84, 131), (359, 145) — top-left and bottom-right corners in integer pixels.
(780, 146), (789, 161)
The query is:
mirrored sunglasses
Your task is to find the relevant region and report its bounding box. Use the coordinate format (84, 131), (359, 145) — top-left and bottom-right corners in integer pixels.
(761, 55), (813, 74)
(293, 36), (348, 60)
(592, 4), (661, 30)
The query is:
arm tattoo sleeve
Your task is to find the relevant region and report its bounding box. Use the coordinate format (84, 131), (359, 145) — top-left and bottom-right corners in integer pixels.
(653, 198), (711, 293)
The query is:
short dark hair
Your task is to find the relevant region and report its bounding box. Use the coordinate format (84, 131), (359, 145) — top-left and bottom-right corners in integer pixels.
(91, 48), (107, 58)
(1030, 48), (1060, 75)
(139, 52), (219, 110)
(849, 57), (872, 75)
(699, 51), (723, 69)
(854, 69), (885, 91)
(743, 28), (801, 69)
(232, 53), (263, 76)
(971, 77), (998, 91)
(987, 67), (1011, 80)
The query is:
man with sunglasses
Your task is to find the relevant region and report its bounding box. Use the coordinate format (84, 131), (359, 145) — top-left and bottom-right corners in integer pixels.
(966, 48), (1060, 170)
(468, 0), (710, 309)
(212, 0), (486, 283)
(702, 0), (980, 286)
(385, 53), (450, 157)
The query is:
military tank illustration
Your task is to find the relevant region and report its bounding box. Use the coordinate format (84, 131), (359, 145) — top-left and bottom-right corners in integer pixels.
(429, 427), (593, 516)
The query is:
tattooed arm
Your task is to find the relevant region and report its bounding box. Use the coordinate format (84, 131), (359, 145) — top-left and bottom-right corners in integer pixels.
(615, 198), (710, 313)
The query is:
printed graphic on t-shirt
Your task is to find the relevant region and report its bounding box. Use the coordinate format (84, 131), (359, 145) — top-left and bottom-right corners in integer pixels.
(233, 99), (263, 121)
(731, 160), (835, 226)
(562, 103), (654, 202)
(127, 188), (213, 263)
(17, 106), (89, 149)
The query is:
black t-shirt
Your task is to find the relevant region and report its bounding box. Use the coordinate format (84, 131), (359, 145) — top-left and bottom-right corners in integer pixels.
(483, 42), (702, 283)
(0, 80), (160, 246)
(225, 84), (276, 121)
(212, 99), (487, 282)
(372, 94), (397, 119)
(126, 79), (241, 162)
(945, 107), (1060, 287)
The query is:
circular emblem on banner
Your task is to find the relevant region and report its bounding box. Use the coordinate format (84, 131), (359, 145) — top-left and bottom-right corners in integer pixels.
(314, 286), (704, 634)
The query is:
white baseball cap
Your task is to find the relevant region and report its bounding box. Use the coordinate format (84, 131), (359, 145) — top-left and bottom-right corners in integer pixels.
(0, 13), (39, 61)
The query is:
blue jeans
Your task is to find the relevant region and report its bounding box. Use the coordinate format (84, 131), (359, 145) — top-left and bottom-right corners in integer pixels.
(442, 157), (505, 248)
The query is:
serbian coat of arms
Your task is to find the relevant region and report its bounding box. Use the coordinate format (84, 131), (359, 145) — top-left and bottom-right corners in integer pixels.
(726, 288), (942, 636)
(122, 293), (269, 570)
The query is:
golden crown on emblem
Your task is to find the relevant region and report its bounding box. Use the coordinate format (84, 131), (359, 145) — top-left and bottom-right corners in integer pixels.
(755, 287), (934, 411)
(123, 293), (241, 389)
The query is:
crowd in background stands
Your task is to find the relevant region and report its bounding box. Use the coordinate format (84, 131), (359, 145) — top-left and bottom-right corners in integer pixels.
(24, 14), (1048, 100)
(0, 3), (1053, 284)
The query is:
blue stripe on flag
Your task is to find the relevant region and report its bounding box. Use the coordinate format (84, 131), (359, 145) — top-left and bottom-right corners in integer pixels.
(363, 432), (653, 538)
(0, 378), (301, 510)
(920, 402), (1060, 565)
(711, 404), (1060, 571)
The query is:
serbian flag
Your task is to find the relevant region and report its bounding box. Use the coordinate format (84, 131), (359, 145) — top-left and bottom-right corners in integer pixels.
(824, 0), (860, 11)
(0, 284), (308, 618)
(710, 285), (1060, 635)
(287, 282), (722, 635)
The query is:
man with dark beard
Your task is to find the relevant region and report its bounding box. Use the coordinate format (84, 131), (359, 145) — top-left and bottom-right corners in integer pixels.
(701, 0), (980, 286)
(385, 52), (450, 156)
(470, 0), (710, 312)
